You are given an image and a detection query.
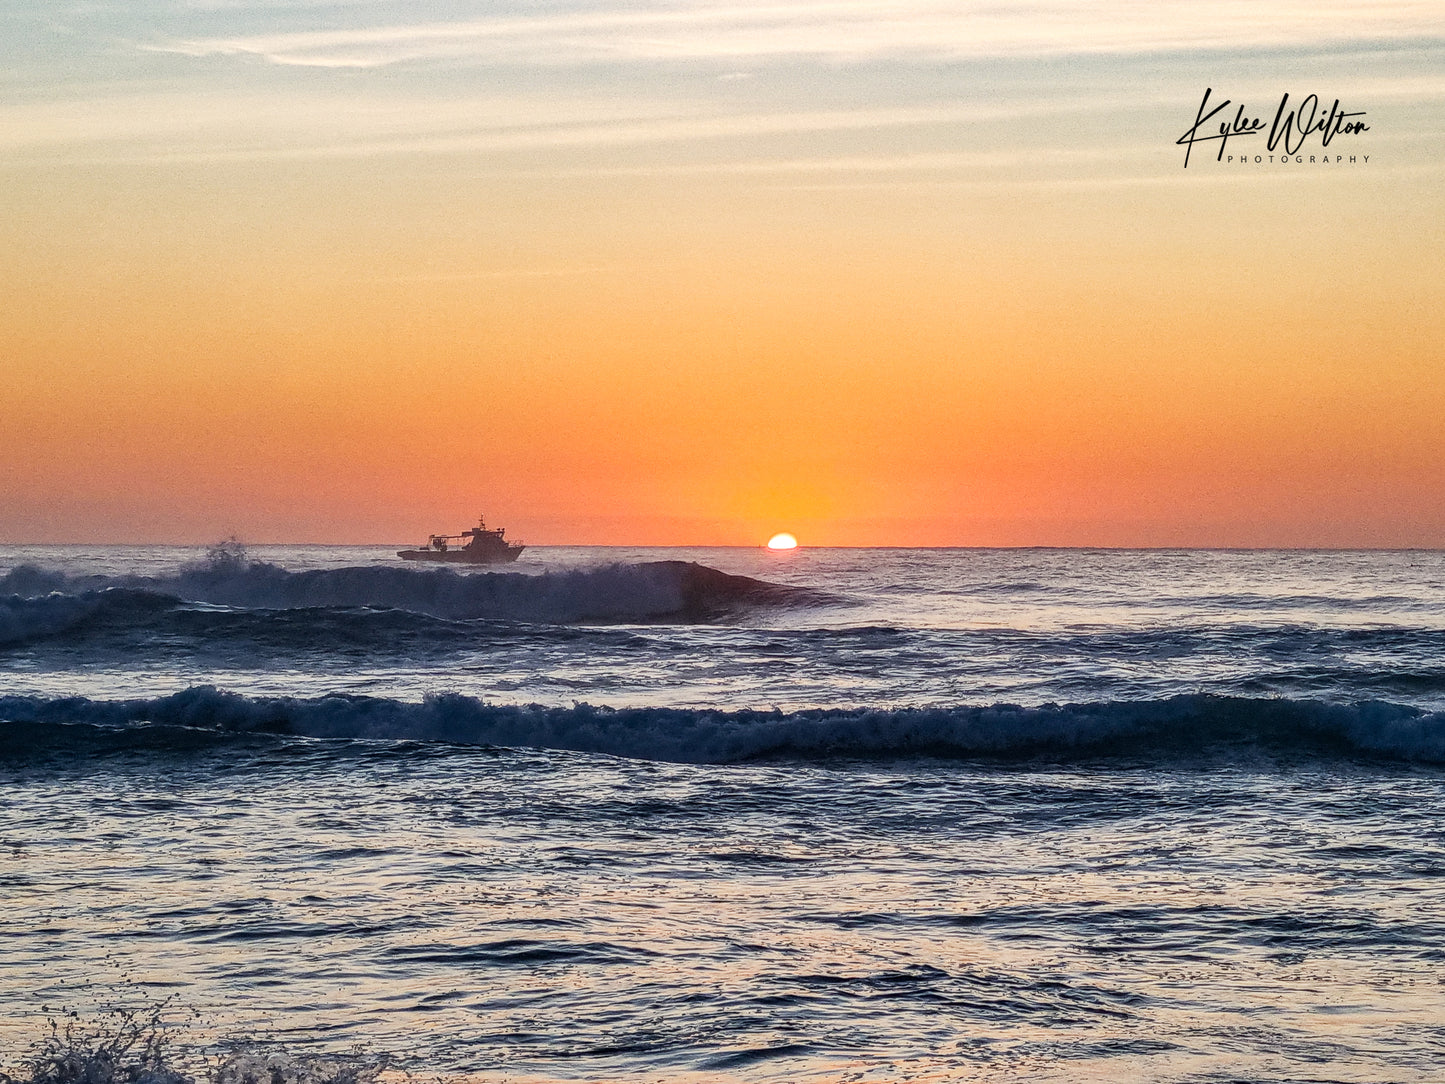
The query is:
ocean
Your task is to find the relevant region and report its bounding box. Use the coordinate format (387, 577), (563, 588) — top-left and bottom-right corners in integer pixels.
(2, 544), (1443, 1083)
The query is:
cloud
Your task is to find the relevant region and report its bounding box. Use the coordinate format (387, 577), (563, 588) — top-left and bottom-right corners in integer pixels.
(150, 1), (1445, 70)
(6, 2), (1437, 169)
(0, 93), (1110, 159)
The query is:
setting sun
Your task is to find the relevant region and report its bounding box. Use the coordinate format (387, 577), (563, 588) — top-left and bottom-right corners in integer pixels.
(766, 533), (799, 550)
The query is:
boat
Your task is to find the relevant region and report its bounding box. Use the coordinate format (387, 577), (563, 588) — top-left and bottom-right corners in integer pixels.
(397, 516), (525, 564)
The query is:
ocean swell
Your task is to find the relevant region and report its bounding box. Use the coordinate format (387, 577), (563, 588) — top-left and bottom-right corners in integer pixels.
(0, 588), (179, 646)
(0, 560), (805, 633)
(2, 688), (1442, 765)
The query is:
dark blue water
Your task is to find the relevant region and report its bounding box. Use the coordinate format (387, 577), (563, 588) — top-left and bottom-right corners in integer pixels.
(3, 545), (1444, 1081)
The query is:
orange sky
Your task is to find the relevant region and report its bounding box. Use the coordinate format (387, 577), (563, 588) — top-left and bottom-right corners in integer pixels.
(1, 3), (1442, 545)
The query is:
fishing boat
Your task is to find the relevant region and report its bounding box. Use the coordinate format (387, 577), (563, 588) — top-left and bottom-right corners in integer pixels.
(397, 516), (525, 564)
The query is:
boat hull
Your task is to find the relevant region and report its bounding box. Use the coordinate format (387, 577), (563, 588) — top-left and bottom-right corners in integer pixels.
(397, 546), (524, 564)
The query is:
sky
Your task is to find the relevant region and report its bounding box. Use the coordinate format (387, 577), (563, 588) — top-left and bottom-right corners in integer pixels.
(1, 0), (1442, 546)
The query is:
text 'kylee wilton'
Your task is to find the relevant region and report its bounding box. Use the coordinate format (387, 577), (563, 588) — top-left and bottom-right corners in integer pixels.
(1177, 89), (1369, 167)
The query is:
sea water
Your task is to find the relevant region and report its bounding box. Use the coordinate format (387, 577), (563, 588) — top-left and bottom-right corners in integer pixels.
(2, 546), (1443, 1082)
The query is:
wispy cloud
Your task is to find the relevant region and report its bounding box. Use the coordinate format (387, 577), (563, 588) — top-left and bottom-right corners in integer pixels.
(5, 2), (1437, 174)
(0, 93), (1114, 159)
(3, 71), (1436, 168)
(150, 0), (1445, 69)
(538, 146), (1127, 177)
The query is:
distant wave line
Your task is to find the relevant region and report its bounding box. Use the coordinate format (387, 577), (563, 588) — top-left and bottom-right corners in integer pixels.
(0, 559), (815, 633)
(2, 688), (1442, 765)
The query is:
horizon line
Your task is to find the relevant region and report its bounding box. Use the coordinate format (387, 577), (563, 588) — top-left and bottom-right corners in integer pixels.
(3, 542), (1443, 554)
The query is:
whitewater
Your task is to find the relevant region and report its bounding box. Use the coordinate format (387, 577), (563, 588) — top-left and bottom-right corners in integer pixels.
(2, 545), (1444, 1082)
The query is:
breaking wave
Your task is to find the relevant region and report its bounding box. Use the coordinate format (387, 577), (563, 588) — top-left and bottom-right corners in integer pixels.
(0, 560), (809, 640)
(2, 688), (1442, 765)
(0, 588), (179, 646)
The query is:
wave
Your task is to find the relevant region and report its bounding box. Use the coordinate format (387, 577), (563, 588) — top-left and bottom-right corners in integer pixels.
(2, 688), (1442, 765)
(0, 588), (181, 646)
(0, 560), (809, 638)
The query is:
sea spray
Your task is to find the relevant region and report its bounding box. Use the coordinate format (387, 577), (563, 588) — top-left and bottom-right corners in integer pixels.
(0, 999), (388, 1084)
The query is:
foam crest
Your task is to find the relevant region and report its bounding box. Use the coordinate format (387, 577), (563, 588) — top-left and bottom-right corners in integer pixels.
(3, 689), (1443, 765)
